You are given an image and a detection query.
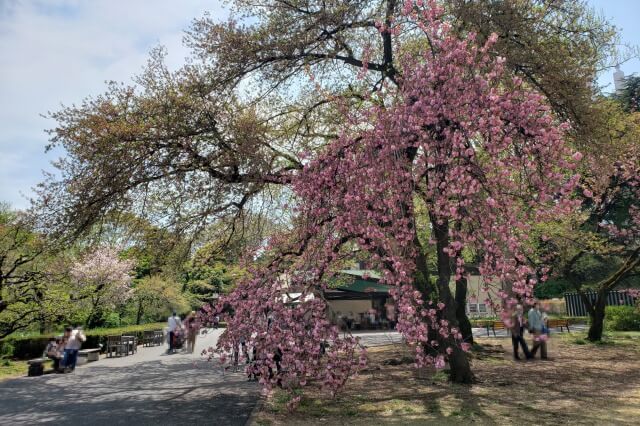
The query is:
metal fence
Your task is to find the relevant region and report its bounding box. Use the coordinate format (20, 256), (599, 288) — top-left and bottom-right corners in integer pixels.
(564, 290), (637, 317)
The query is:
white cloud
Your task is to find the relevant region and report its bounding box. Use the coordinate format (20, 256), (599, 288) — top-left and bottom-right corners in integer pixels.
(0, 0), (226, 209)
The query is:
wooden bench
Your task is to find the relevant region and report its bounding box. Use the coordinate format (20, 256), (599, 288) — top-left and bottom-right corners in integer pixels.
(78, 348), (101, 362)
(122, 335), (137, 355)
(143, 330), (155, 347)
(547, 318), (571, 332)
(486, 320), (508, 337)
(27, 357), (49, 377)
(154, 330), (164, 345)
(143, 330), (164, 347)
(106, 335), (128, 358)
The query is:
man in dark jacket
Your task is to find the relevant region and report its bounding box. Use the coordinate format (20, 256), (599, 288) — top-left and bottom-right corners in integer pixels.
(510, 304), (532, 360)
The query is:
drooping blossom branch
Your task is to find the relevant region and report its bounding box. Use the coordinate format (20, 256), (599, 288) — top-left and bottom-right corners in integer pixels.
(207, 0), (580, 400)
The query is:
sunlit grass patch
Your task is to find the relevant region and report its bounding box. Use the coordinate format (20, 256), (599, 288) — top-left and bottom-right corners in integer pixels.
(0, 359), (30, 381)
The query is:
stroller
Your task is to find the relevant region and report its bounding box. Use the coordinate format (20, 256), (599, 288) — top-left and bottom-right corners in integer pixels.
(169, 328), (185, 352)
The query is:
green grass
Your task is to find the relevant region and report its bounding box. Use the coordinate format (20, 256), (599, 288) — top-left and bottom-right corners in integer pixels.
(431, 370), (449, 383)
(267, 389), (364, 418)
(563, 330), (640, 346)
(0, 359), (34, 381)
(550, 315), (589, 323)
(450, 406), (480, 418)
(608, 331), (640, 339)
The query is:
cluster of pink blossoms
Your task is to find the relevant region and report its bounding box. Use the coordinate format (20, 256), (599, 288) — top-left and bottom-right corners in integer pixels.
(597, 153), (640, 245)
(70, 246), (135, 306)
(207, 1), (581, 400)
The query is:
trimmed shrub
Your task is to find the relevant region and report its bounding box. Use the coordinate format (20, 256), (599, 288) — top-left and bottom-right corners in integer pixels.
(102, 312), (121, 328)
(0, 341), (15, 359)
(605, 305), (640, 331)
(0, 322), (166, 359)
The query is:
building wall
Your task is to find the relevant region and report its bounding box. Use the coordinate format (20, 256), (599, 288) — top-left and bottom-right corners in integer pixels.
(328, 300), (372, 319)
(540, 298), (566, 315)
(459, 277), (568, 317)
(457, 275), (500, 318)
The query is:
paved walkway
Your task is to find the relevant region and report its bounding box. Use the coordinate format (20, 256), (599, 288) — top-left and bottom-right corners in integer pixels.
(350, 324), (588, 346)
(0, 329), (258, 426)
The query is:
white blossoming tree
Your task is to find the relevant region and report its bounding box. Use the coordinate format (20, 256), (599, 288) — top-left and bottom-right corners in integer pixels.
(70, 246), (134, 327)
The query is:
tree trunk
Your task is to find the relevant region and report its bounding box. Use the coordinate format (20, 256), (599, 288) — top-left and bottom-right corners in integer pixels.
(412, 234), (433, 296)
(86, 311), (103, 329)
(587, 290), (607, 341)
(573, 248), (640, 341)
(39, 318), (46, 335)
(38, 305), (47, 335)
(455, 276), (474, 345)
(451, 222), (473, 345)
(136, 299), (144, 325)
(86, 296), (104, 328)
(409, 210), (439, 347)
(432, 215), (474, 384)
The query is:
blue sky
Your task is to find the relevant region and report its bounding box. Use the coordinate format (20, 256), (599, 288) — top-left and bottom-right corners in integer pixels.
(0, 0), (224, 209)
(589, 0), (640, 89)
(0, 0), (639, 210)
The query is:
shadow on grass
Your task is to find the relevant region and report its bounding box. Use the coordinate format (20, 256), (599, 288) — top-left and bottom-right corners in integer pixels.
(261, 337), (640, 425)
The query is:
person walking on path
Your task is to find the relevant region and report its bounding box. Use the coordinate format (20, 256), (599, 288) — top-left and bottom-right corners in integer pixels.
(167, 311), (182, 354)
(232, 340), (240, 372)
(385, 301), (396, 330)
(510, 305), (532, 360)
(62, 325), (86, 371)
(184, 311), (200, 354)
(541, 306), (550, 336)
(528, 302), (548, 359)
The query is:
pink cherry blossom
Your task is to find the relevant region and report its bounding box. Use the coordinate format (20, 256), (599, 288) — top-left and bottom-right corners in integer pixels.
(205, 1), (579, 402)
(70, 246), (134, 308)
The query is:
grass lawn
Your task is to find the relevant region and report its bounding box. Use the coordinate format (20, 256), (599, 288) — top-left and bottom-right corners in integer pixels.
(254, 331), (640, 425)
(0, 359), (43, 382)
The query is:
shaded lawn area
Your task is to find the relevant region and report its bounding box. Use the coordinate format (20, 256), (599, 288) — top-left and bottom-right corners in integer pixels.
(255, 332), (640, 425)
(0, 360), (34, 382)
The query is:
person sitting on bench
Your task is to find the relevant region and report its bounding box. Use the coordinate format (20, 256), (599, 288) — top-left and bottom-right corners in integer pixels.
(44, 336), (64, 371)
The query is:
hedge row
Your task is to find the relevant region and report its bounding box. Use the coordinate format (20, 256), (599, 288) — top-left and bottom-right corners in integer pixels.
(0, 323), (166, 360)
(605, 306), (640, 331)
